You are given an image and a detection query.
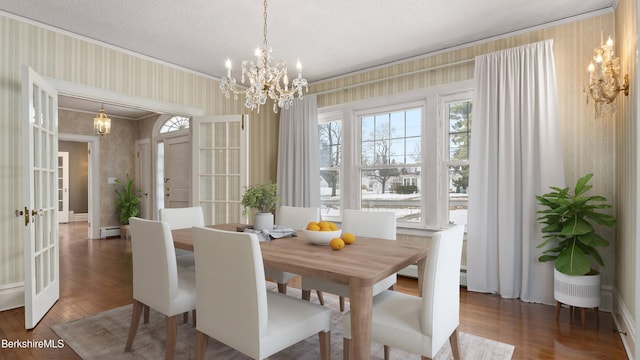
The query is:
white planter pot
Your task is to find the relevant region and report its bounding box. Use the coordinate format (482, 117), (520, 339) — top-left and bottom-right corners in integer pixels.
(553, 268), (601, 308)
(254, 212), (274, 231)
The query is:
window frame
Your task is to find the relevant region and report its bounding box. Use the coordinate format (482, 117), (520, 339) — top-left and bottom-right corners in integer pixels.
(318, 80), (473, 230)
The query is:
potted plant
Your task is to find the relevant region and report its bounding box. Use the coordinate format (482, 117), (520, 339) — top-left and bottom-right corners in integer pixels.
(241, 182), (279, 231)
(115, 174), (141, 238)
(536, 173), (616, 309)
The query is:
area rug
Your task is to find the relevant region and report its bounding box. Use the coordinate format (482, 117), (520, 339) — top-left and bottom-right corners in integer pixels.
(52, 286), (514, 359)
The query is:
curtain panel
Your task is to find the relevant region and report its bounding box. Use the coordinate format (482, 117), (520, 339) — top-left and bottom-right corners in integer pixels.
(276, 95), (320, 210)
(467, 40), (565, 304)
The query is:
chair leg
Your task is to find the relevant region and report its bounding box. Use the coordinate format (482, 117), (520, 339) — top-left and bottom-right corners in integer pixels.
(383, 345), (390, 360)
(165, 315), (178, 360)
(195, 330), (209, 360)
(581, 307), (587, 328)
(318, 330), (331, 360)
(277, 282), (287, 294)
(124, 300), (144, 352)
(595, 307), (599, 328)
(143, 304), (150, 324)
(192, 309), (197, 327)
(183, 312), (189, 324)
(302, 289), (311, 301)
(317, 290), (325, 305)
(343, 337), (351, 360)
(555, 301), (561, 321)
(449, 327), (461, 360)
(339, 296), (345, 312)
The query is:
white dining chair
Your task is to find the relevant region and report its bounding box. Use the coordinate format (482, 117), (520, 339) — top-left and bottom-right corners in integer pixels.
(159, 206), (205, 269)
(124, 217), (197, 360)
(343, 224), (465, 360)
(264, 205), (321, 294)
(301, 209), (397, 311)
(192, 227), (331, 360)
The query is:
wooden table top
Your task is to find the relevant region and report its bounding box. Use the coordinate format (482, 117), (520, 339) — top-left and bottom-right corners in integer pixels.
(172, 223), (430, 287)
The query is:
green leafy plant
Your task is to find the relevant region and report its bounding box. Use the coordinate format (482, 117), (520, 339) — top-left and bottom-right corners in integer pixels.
(114, 174), (141, 225)
(241, 182), (279, 215)
(536, 173), (616, 276)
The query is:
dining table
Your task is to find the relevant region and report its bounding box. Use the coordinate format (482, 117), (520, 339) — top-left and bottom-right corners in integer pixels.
(172, 223), (430, 360)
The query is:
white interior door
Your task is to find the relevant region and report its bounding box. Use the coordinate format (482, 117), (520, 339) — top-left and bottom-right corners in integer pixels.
(21, 65), (59, 329)
(192, 115), (248, 225)
(164, 134), (191, 208)
(135, 139), (151, 219)
(57, 152), (69, 223)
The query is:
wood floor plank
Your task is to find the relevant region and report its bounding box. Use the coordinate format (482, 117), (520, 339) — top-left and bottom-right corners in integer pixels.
(0, 222), (628, 359)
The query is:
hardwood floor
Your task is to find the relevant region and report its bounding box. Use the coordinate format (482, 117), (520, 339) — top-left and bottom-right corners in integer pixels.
(0, 222), (628, 359)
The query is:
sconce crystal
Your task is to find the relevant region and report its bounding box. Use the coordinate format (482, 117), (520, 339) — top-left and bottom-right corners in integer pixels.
(584, 35), (629, 118)
(220, 0), (307, 113)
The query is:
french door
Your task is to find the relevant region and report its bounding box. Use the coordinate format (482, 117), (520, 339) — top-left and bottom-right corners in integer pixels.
(192, 115), (248, 225)
(21, 65), (60, 329)
(57, 152), (69, 223)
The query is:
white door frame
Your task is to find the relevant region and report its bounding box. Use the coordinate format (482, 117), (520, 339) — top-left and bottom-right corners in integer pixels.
(135, 138), (151, 219)
(44, 78), (204, 224)
(58, 133), (100, 238)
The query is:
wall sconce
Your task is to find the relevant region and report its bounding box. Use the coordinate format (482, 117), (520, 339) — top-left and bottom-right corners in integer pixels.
(94, 104), (111, 136)
(584, 34), (629, 118)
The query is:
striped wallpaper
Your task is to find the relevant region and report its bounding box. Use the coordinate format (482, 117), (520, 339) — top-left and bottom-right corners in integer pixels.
(1, 7), (635, 328)
(0, 13), (278, 288)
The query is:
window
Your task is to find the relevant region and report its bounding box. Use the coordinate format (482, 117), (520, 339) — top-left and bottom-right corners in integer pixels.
(359, 107), (422, 223)
(444, 99), (472, 227)
(160, 116), (190, 133)
(319, 112), (342, 217)
(318, 82), (473, 229)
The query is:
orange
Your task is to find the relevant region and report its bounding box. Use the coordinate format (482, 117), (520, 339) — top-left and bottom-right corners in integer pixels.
(328, 222), (338, 231)
(307, 222), (320, 231)
(342, 233), (356, 245)
(329, 238), (345, 250)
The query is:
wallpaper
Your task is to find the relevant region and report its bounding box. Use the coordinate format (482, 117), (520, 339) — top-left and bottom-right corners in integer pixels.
(0, 13), (278, 289)
(0, 8), (633, 329)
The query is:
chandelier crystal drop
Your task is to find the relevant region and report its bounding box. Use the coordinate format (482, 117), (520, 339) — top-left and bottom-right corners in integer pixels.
(583, 34), (629, 118)
(220, 0), (307, 113)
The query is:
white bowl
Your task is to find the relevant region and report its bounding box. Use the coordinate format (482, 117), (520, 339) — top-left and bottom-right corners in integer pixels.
(303, 229), (342, 245)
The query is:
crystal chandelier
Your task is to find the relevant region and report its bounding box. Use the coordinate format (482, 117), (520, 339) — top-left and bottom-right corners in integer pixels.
(584, 35), (629, 118)
(94, 104), (111, 136)
(220, 0), (307, 113)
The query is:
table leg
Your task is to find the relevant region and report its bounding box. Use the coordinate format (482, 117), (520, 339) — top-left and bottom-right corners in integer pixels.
(349, 282), (373, 360)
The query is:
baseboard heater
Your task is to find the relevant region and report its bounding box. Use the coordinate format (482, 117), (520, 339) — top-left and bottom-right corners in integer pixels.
(99, 226), (121, 238)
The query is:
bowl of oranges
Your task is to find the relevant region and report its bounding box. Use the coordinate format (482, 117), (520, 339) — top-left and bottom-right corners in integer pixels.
(303, 221), (342, 245)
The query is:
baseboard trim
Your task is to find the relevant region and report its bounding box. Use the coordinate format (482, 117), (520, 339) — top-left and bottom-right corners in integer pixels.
(0, 282), (24, 312)
(613, 290), (636, 360)
(73, 213), (89, 222)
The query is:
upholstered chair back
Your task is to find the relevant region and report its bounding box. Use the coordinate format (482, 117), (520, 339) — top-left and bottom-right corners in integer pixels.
(129, 217), (179, 315)
(276, 205), (321, 229)
(159, 206), (205, 230)
(419, 224), (465, 351)
(342, 209), (396, 240)
(192, 227), (268, 354)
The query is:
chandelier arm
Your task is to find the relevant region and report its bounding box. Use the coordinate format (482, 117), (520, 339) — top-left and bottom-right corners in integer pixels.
(221, 0), (307, 113)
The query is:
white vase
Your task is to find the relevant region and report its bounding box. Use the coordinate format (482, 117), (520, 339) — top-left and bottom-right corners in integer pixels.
(553, 268), (601, 308)
(254, 212), (274, 231)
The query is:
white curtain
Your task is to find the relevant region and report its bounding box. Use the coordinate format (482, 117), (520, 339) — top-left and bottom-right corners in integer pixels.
(467, 40), (565, 304)
(276, 94), (320, 208)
